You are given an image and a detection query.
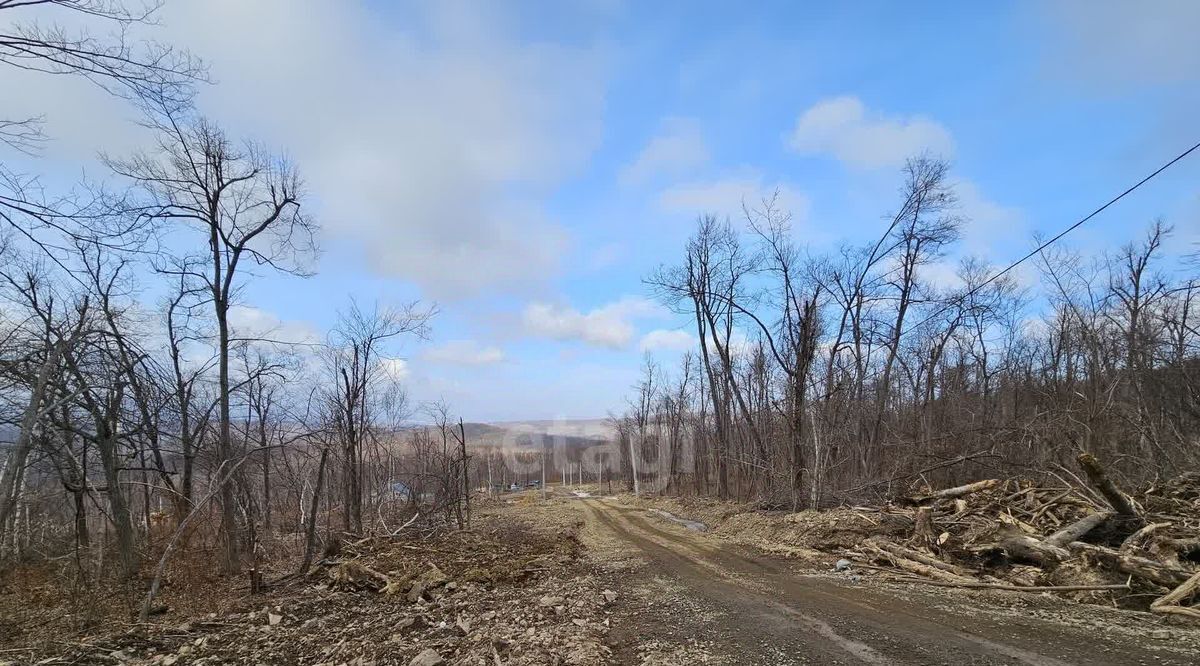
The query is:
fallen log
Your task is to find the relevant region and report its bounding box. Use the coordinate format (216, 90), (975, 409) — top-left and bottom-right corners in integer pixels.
(1070, 541), (1194, 588)
(1161, 538), (1200, 559)
(1000, 533), (1070, 567)
(1077, 453), (1140, 519)
(892, 577), (1130, 593)
(912, 479), (1001, 504)
(1150, 571), (1200, 621)
(328, 559), (396, 591)
(1044, 511), (1112, 548)
(865, 538), (972, 577)
(862, 542), (979, 583)
(1150, 538), (1200, 568)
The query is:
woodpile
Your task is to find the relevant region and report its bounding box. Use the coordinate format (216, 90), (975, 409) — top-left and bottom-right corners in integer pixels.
(845, 453), (1200, 620)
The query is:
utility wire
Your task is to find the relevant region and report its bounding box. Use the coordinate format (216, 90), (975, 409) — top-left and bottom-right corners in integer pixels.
(807, 138), (1200, 398)
(904, 138), (1200, 335)
(705, 139), (1200, 398)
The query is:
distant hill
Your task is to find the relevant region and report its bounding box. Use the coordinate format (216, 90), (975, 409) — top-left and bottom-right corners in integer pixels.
(457, 418), (614, 451)
(488, 418), (615, 439)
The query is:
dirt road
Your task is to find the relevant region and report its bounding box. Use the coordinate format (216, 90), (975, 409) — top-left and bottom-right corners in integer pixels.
(578, 497), (1198, 665)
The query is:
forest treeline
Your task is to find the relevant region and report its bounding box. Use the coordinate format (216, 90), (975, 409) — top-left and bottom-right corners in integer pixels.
(613, 157), (1199, 508)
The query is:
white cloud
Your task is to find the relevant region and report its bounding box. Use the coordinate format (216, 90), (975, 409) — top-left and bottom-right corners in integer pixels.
(787, 96), (953, 168)
(659, 173), (810, 218)
(725, 329), (757, 359)
(423, 339), (506, 365)
(227, 305), (320, 346)
(381, 357), (411, 381)
(523, 296), (662, 349)
(955, 180), (1026, 254)
(619, 117), (709, 185)
(1, 1), (608, 300)
(638, 328), (695, 352)
(919, 261), (965, 291)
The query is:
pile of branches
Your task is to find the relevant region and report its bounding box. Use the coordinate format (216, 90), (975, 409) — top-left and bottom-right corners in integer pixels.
(844, 454), (1200, 621)
(310, 517), (580, 594)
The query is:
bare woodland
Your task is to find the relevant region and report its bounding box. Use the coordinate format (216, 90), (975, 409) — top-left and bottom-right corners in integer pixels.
(0, 1), (472, 606)
(620, 161), (1199, 508)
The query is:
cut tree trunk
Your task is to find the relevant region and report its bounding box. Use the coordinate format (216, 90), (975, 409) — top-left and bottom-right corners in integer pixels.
(912, 479), (1000, 504)
(895, 578), (1129, 593)
(1120, 522), (1170, 554)
(1044, 511), (1112, 548)
(1076, 453), (1140, 519)
(912, 507), (938, 546)
(866, 538), (971, 577)
(1070, 542), (1194, 588)
(863, 540), (978, 583)
(300, 447), (330, 575)
(1000, 534), (1070, 567)
(1151, 538), (1200, 568)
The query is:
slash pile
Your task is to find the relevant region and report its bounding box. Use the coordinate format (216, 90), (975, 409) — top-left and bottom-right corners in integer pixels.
(9, 513), (620, 666)
(841, 456), (1200, 620)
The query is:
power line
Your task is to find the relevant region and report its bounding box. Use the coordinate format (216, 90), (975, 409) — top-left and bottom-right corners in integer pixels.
(906, 138), (1200, 335)
(705, 139), (1200, 398)
(810, 138), (1200, 399)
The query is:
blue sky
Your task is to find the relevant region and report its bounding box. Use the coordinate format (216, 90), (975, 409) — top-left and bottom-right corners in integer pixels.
(4, 0), (1198, 420)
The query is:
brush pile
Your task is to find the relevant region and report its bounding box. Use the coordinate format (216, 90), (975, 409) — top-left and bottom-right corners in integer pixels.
(10, 514), (616, 666)
(842, 453), (1200, 620)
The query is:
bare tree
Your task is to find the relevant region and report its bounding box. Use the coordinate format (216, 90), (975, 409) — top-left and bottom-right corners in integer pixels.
(108, 110), (318, 571)
(630, 154), (1200, 506)
(325, 301), (432, 534)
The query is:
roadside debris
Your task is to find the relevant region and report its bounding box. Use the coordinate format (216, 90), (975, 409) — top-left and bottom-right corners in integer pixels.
(12, 512), (616, 665)
(636, 454), (1200, 620)
(839, 454), (1200, 618)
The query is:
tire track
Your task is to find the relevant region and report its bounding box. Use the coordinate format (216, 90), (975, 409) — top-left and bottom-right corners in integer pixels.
(582, 499), (1185, 665)
(609, 503), (1082, 663)
(583, 499), (891, 664)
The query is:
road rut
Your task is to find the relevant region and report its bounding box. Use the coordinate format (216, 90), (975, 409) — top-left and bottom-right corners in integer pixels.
(580, 498), (1197, 665)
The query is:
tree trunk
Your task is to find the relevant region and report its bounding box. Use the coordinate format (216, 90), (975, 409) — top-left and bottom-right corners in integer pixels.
(1150, 571), (1200, 621)
(459, 419), (470, 526)
(0, 346), (61, 538)
(96, 429), (137, 578)
(1000, 533), (1070, 567)
(1070, 542), (1192, 587)
(216, 302), (240, 571)
(260, 416), (272, 530)
(300, 448), (330, 574)
(911, 479), (1000, 503)
(1077, 453), (1140, 519)
(1044, 511), (1112, 548)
